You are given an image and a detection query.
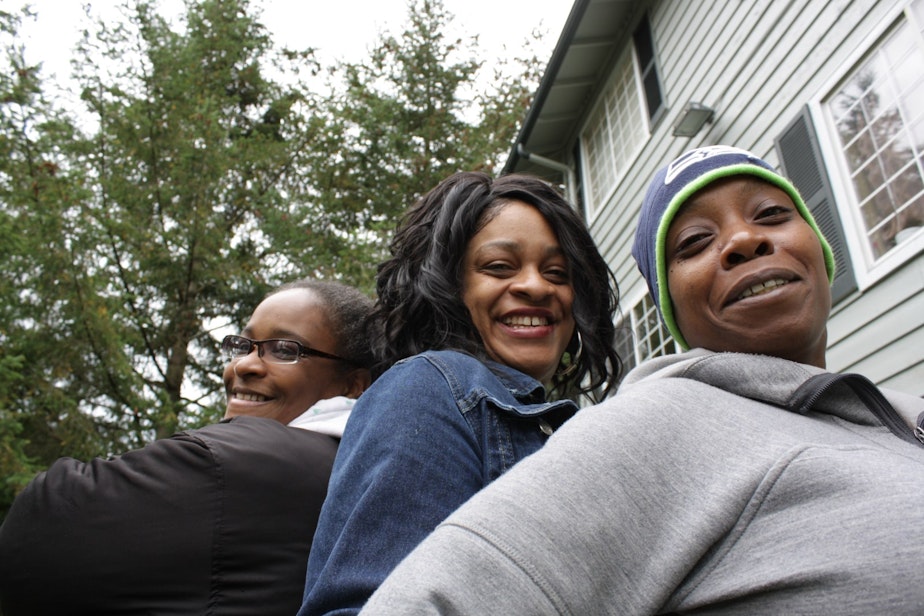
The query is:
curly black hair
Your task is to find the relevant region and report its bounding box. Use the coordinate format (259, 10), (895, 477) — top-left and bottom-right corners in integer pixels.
(371, 172), (621, 400)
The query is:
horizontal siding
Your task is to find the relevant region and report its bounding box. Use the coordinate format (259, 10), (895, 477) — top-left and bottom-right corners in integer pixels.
(827, 253), (924, 393)
(584, 0), (924, 395)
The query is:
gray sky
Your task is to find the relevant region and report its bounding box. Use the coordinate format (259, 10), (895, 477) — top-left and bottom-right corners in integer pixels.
(20, 0), (572, 88)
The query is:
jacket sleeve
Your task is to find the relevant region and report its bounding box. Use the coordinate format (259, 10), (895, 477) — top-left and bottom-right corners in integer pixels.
(0, 424), (221, 613)
(0, 417), (338, 616)
(299, 357), (486, 616)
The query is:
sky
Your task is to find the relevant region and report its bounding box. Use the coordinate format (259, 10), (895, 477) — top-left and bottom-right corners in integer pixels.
(18, 0), (573, 91)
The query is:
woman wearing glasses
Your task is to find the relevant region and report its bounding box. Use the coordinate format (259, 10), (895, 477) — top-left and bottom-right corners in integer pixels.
(221, 278), (372, 429)
(0, 279), (375, 616)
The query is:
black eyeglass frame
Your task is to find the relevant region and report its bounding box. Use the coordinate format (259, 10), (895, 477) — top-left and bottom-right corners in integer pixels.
(221, 334), (350, 364)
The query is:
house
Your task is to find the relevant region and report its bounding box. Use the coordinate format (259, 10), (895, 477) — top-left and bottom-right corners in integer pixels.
(504, 0), (924, 395)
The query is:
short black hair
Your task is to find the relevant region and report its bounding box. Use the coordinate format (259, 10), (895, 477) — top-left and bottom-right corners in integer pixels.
(270, 279), (376, 371)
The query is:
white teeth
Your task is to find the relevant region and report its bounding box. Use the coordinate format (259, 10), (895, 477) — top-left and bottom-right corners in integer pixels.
(235, 392), (268, 402)
(503, 315), (549, 327)
(738, 278), (788, 300)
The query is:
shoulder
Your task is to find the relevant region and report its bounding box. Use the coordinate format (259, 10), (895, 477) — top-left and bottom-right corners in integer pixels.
(189, 417), (339, 475)
(341, 351), (504, 448)
(416, 350), (543, 396)
(370, 349), (548, 410)
(560, 376), (780, 465)
(388, 349), (492, 377)
(19, 418), (336, 499)
(370, 350), (499, 397)
(577, 376), (733, 432)
(190, 416), (337, 449)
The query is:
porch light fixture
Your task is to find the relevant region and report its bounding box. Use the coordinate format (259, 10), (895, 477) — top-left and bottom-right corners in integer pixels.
(672, 102), (715, 137)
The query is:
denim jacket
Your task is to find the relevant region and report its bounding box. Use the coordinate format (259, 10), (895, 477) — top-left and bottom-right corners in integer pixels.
(298, 350), (578, 616)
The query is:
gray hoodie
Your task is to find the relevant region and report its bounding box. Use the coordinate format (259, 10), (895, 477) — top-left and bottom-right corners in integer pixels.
(362, 350), (924, 615)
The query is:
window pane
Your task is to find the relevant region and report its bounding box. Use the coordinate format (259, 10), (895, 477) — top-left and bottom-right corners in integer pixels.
(880, 132), (914, 178)
(825, 7), (924, 262)
(891, 161), (924, 206)
(854, 156), (885, 202)
(613, 324), (637, 383)
(895, 191), (924, 243)
(844, 129), (876, 168)
(643, 71), (663, 119)
(633, 14), (663, 120)
(631, 294), (677, 362)
(867, 103), (903, 151)
(860, 185), (896, 231)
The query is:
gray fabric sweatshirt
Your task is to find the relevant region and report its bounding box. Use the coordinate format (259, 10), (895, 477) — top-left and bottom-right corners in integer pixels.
(361, 350), (924, 615)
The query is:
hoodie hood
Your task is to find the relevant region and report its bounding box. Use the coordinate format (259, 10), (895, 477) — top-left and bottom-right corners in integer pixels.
(621, 350), (923, 434)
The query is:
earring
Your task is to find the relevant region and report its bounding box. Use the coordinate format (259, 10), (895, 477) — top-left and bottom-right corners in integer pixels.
(556, 331), (583, 379)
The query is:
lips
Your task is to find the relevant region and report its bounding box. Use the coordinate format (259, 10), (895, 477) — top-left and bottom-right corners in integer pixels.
(725, 271), (798, 307)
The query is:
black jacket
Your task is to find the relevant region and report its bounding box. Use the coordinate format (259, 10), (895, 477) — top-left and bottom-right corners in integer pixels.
(0, 416), (338, 615)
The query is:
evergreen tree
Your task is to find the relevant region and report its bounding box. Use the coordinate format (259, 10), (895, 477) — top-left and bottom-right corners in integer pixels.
(0, 0), (543, 519)
(311, 0), (544, 269)
(66, 0), (347, 441)
(0, 6), (97, 517)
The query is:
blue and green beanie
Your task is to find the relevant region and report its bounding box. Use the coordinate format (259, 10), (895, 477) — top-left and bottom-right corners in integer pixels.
(630, 145), (836, 350)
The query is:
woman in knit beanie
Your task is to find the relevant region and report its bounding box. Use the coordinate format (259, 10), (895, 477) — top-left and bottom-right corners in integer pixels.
(632, 146), (837, 347)
(357, 146), (924, 615)
(632, 145), (836, 366)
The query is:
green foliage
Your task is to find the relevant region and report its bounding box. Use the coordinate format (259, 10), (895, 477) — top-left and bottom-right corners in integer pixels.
(0, 6), (104, 516)
(65, 0), (341, 442)
(311, 0), (543, 266)
(0, 0), (543, 520)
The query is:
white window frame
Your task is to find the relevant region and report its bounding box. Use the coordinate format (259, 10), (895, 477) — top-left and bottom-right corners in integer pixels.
(814, 0), (924, 289)
(579, 44), (649, 223)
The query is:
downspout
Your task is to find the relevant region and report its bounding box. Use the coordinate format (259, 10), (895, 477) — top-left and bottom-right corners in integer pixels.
(516, 143), (578, 208)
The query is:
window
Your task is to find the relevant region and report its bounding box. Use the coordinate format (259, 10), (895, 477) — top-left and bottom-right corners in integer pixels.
(633, 14), (665, 123)
(614, 294), (680, 381)
(632, 294), (679, 361)
(580, 14), (662, 219)
(580, 46), (649, 218)
(613, 323), (637, 381)
(824, 0), (924, 263)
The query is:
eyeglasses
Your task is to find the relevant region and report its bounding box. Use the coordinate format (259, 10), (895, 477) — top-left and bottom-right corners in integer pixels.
(221, 335), (349, 364)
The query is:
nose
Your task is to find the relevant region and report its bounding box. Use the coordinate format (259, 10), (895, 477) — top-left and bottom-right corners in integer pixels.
(720, 225), (773, 268)
(231, 345), (268, 377)
(510, 266), (554, 301)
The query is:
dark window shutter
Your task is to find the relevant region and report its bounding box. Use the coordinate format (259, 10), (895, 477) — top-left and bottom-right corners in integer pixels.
(633, 14), (664, 123)
(775, 107), (857, 304)
(572, 141), (586, 218)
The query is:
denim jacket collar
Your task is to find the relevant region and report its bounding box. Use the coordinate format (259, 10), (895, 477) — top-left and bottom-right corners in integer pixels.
(482, 358), (547, 400)
(415, 350), (576, 420)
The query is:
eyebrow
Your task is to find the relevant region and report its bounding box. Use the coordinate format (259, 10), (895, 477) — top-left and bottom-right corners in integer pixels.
(240, 327), (310, 344)
(473, 240), (565, 258)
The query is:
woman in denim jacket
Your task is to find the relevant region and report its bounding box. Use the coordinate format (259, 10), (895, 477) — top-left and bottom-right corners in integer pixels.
(298, 172), (621, 615)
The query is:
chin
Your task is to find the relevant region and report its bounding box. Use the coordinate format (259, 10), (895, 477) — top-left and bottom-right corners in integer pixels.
(523, 365), (558, 384)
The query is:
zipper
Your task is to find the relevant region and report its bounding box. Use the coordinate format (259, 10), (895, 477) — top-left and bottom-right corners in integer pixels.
(788, 373), (924, 448)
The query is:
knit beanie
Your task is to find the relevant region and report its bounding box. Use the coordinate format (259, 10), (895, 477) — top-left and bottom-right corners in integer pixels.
(631, 145), (836, 350)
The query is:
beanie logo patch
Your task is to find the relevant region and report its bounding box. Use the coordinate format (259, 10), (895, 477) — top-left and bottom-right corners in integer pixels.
(664, 145), (755, 184)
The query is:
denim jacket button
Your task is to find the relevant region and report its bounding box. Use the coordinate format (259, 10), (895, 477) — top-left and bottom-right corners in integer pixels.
(538, 418), (553, 436)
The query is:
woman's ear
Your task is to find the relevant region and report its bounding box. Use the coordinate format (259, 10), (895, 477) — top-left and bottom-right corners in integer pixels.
(342, 368), (372, 399)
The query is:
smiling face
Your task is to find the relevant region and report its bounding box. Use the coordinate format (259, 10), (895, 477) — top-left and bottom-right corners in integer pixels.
(222, 288), (362, 425)
(665, 176), (831, 367)
(462, 200), (576, 383)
